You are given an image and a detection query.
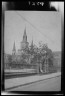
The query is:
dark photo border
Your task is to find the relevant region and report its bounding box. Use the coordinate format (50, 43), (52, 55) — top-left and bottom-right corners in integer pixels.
(1, 1), (64, 95)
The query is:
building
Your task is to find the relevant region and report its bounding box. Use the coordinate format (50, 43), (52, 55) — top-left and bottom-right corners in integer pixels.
(53, 51), (61, 71)
(11, 27), (33, 63)
(12, 28), (29, 56)
(18, 27), (29, 55)
(4, 27), (58, 73)
(12, 42), (16, 55)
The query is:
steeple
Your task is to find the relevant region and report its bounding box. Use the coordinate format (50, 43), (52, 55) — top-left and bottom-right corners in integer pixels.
(31, 39), (33, 48)
(12, 42), (16, 55)
(30, 38), (34, 53)
(23, 27), (27, 42)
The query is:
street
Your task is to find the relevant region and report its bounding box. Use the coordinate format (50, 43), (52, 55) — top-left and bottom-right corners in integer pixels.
(5, 74), (61, 91)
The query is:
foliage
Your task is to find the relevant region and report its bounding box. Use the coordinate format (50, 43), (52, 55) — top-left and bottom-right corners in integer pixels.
(5, 42), (56, 73)
(8, 55), (12, 63)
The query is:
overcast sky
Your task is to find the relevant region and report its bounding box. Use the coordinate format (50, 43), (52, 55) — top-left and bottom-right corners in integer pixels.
(4, 11), (61, 54)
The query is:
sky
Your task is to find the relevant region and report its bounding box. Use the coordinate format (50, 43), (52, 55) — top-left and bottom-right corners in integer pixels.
(4, 11), (61, 54)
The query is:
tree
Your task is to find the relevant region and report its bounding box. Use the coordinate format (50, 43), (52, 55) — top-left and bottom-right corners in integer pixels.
(38, 42), (55, 73)
(8, 55), (12, 68)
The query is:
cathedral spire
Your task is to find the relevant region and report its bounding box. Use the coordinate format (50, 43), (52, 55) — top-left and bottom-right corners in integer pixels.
(23, 27), (27, 42)
(31, 38), (33, 47)
(30, 38), (34, 53)
(12, 42), (16, 55)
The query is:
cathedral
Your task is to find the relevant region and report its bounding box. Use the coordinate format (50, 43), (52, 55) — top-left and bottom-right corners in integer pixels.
(12, 27), (34, 62)
(4, 28), (56, 73)
(12, 28), (30, 55)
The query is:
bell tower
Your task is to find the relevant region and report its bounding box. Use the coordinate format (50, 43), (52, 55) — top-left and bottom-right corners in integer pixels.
(21, 27), (29, 50)
(12, 42), (16, 55)
(30, 39), (34, 54)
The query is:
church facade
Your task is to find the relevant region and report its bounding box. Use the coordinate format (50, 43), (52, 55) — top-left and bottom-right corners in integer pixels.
(12, 28), (34, 64)
(12, 28), (29, 56)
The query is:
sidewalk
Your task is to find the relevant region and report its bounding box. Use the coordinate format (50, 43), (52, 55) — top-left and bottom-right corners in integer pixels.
(5, 72), (61, 90)
(5, 69), (36, 73)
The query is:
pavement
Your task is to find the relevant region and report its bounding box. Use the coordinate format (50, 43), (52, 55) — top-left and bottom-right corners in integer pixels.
(5, 72), (61, 90)
(7, 75), (61, 91)
(5, 69), (36, 73)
